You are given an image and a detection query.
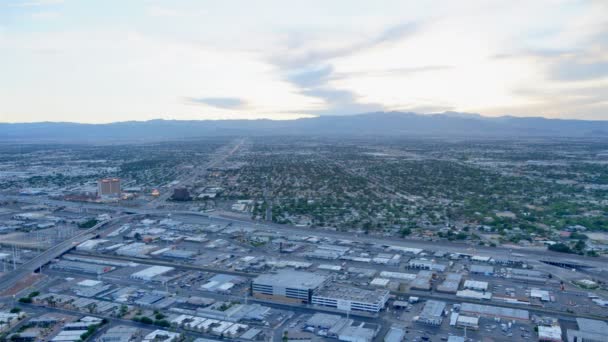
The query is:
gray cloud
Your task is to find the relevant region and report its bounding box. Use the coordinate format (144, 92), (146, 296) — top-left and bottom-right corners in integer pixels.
(287, 65), (333, 88)
(551, 60), (608, 81)
(274, 22), (418, 70)
(333, 65), (453, 79)
(186, 97), (247, 109)
(272, 22), (420, 116)
(302, 88), (385, 116)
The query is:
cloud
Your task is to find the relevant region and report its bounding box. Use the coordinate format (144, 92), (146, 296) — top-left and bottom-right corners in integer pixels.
(186, 97), (247, 110)
(30, 10), (60, 19)
(145, 5), (207, 18)
(9, 0), (63, 7)
(270, 22), (421, 116)
(552, 60), (608, 81)
(301, 88), (385, 116)
(2, 0), (608, 122)
(287, 65), (333, 88)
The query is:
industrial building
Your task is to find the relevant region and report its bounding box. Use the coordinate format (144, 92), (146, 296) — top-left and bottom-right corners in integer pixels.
(50, 260), (114, 275)
(470, 265), (494, 275)
(97, 178), (121, 196)
(437, 273), (462, 293)
(463, 280), (488, 291)
(130, 265), (174, 282)
(410, 270), (433, 290)
(455, 315), (479, 330)
(566, 318), (608, 342)
(99, 325), (140, 342)
(538, 325), (562, 342)
(408, 259), (447, 272)
(417, 300), (446, 325)
(311, 285), (390, 313)
(251, 270), (327, 304)
(384, 326), (406, 342)
(171, 187), (192, 201)
(460, 303), (529, 321)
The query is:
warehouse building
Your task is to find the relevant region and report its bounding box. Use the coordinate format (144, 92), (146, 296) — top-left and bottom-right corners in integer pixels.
(312, 285), (390, 313)
(437, 273), (463, 293)
(410, 271), (434, 291)
(538, 325), (562, 342)
(417, 300), (446, 325)
(460, 303), (529, 321)
(408, 259), (447, 272)
(251, 270), (327, 304)
(50, 260), (114, 275)
(463, 280), (488, 291)
(130, 265), (174, 282)
(470, 265), (494, 276)
(566, 318), (608, 342)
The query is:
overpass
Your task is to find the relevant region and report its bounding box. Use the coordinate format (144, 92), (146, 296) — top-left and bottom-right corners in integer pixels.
(0, 214), (141, 295)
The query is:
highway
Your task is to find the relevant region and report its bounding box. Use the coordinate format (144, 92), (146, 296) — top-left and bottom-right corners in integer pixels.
(177, 212), (608, 283)
(146, 138), (246, 207)
(0, 214), (141, 295)
(3, 193), (608, 284)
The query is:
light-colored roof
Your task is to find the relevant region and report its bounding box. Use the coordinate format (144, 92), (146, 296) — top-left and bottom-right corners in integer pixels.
(253, 270), (327, 289)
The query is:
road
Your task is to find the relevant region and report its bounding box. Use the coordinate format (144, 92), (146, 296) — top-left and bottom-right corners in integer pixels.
(0, 214), (141, 295)
(191, 213), (608, 280)
(67, 246), (608, 322)
(3, 193), (607, 282)
(146, 138), (246, 207)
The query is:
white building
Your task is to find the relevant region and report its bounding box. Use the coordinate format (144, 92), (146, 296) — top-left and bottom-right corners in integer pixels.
(252, 270), (327, 304)
(130, 265), (174, 282)
(312, 285), (390, 313)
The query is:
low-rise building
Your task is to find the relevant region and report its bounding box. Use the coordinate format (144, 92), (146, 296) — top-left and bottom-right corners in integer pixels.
(417, 300), (446, 325)
(252, 270), (327, 304)
(312, 285), (390, 313)
(538, 325), (562, 342)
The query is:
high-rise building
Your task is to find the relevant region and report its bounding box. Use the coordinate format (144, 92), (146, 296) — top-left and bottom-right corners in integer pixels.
(97, 178), (121, 196)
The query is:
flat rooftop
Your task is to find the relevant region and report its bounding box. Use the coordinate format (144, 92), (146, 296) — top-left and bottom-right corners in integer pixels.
(314, 285), (389, 303)
(420, 300), (446, 319)
(253, 270), (327, 290)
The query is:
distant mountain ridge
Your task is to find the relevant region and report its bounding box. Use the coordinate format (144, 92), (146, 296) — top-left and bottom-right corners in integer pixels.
(1, 112), (607, 142)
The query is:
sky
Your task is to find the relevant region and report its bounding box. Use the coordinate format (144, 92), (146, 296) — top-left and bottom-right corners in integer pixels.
(1, 0), (607, 123)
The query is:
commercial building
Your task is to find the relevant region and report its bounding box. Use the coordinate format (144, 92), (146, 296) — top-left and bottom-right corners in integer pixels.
(384, 326), (406, 342)
(460, 303), (529, 321)
(463, 280), (488, 291)
(339, 324), (376, 342)
(455, 315), (479, 330)
(538, 325), (562, 342)
(143, 330), (180, 342)
(410, 271), (433, 291)
(417, 300), (446, 325)
(408, 259), (447, 272)
(470, 265), (494, 276)
(171, 187), (191, 201)
(97, 178), (121, 196)
(456, 289), (492, 300)
(566, 318), (608, 342)
(251, 270), (327, 304)
(50, 260), (114, 275)
(130, 265), (174, 282)
(312, 285), (390, 313)
(437, 273), (463, 293)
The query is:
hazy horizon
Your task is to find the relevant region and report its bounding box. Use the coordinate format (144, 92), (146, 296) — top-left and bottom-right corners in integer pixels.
(1, 0), (607, 123)
(4, 110), (608, 125)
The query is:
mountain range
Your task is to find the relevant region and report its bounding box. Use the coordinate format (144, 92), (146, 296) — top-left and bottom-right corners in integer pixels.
(1, 112), (607, 142)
